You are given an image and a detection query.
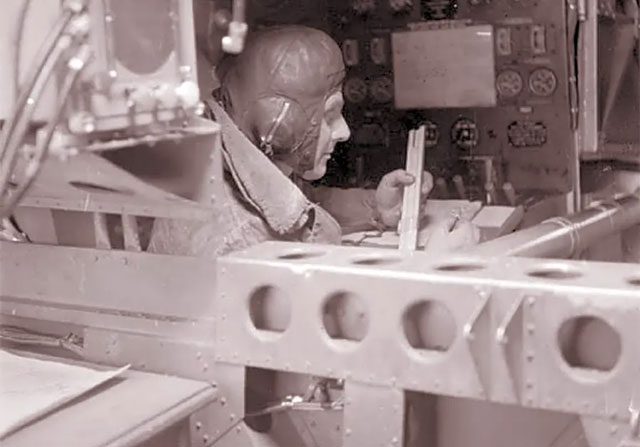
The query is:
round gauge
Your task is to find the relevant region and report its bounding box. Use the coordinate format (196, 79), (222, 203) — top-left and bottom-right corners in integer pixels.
(496, 70), (523, 98)
(422, 0), (458, 20)
(344, 77), (368, 104)
(352, 0), (377, 14)
(389, 0), (413, 12)
(423, 120), (439, 148)
(450, 118), (479, 150)
(370, 76), (393, 103)
(528, 68), (557, 97)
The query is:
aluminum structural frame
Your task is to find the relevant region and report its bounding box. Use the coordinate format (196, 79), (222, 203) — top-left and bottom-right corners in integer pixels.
(213, 241), (640, 447)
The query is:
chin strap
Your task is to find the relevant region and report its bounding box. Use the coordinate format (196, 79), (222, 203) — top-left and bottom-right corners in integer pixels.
(259, 101), (291, 157)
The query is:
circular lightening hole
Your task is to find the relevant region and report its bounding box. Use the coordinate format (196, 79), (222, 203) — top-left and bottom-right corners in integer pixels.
(628, 278), (640, 287)
(434, 262), (485, 272)
(403, 300), (456, 352)
(248, 286), (291, 334)
(528, 265), (582, 280)
(322, 292), (369, 342)
(278, 250), (325, 260)
(352, 255), (402, 266)
(557, 316), (621, 373)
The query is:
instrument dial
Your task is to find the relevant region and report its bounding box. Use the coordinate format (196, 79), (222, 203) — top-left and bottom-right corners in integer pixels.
(496, 70), (523, 98)
(370, 76), (393, 103)
(451, 118), (479, 150)
(507, 121), (548, 147)
(423, 120), (439, 148)
(421, 0), (458, 20)
(389, 0), (414, 12)
(352, 0), (377, 14)
(344, 77), (368, 104)
(528, 68), (557, 97)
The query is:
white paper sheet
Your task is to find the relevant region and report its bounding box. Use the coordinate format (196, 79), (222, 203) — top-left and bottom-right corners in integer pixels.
(0, 349), (129, 438)
(342, 200), (482, 248)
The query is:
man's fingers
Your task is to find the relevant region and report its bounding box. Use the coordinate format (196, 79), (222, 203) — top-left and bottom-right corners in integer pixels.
(383, 169), (415, 188)
(420, 171), (434, 196)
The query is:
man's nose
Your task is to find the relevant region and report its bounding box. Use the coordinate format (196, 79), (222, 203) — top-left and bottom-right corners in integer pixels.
(333, 115), (351, 142)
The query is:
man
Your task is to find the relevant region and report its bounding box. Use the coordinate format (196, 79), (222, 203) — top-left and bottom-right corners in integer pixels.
(150, 25), (476, 444)
(150, 26), (439, 257)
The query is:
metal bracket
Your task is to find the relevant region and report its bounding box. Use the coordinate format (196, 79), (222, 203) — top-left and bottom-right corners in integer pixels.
(496, 296), (525, 401)
(463, 291), (492, 398)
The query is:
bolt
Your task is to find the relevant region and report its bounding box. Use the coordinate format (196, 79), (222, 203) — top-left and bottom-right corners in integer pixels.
(527, 296), (536, 306)
(235, 425), (242, 433)
(230, 413), (236, 421)
(526, 323), (535, 334)
(345, 428), (352, 437)
(203, 363), (209, 371)
(203, 434), (209, 443)
(526, 351), (535, 361)
(195, 422), (202, 430)
(220, 397), (227, 406)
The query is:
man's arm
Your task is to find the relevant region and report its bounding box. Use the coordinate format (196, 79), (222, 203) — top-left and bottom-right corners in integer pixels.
(306, 186), (381, 234)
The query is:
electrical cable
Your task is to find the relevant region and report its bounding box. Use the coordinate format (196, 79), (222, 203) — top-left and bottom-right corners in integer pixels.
(0, 325), (84, 357)
(1, 9), (74, 158)
(13, 0), (33, 95)
(0, 35), (72, 203)
(0, 46), (92, 219)
(0, 6), (87, 203)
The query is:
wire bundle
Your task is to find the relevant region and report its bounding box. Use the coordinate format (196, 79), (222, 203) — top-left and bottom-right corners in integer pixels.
(0, 1), (92, 219)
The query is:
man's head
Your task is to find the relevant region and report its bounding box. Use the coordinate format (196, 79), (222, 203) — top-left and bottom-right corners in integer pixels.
(215, 26), (350, 180)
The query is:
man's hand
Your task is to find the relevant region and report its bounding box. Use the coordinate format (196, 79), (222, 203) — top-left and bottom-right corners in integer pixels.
(422, 217), (480, 254)
(375, 169), (434, 228)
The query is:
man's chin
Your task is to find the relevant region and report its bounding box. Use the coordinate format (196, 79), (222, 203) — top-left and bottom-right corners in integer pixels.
(301, 167), (327, 181)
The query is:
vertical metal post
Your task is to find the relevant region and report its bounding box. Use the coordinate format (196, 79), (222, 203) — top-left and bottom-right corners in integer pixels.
(93, 212), (110, 249)
(399, 126), (426, 252)
(121, 214), (141, 251)
(578, 0), (599, 154)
